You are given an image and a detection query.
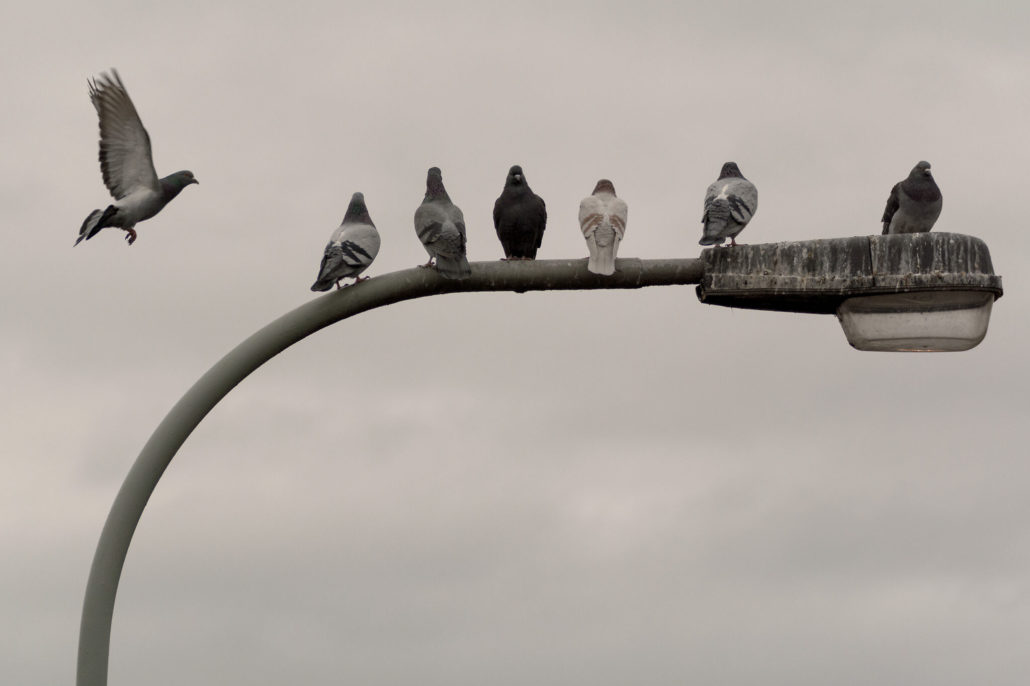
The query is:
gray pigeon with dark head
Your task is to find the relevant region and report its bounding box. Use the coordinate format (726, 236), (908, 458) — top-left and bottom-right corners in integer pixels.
(493, 165), (547, 259)
(881, 161), (942, 235)
(76, 69), (197, 246)
(579, 179), (628, 275)
(311, 192), (381, 291)
(699, 162), (757, 247)
(414, 167), (471, 279)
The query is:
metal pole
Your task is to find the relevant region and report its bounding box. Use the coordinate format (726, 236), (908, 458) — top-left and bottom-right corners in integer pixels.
(77, 257), (704, 686)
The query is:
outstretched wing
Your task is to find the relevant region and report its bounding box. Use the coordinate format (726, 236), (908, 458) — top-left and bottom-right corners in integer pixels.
(90, 70), (159, 199)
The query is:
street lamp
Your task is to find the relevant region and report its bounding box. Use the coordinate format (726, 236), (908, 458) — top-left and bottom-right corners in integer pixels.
(77, 237), (1003, 686)
(836, 291), (995, 352)
(696, 232), (1003, 351)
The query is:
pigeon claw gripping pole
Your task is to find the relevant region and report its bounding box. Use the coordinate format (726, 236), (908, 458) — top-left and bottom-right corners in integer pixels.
(77, 257), (703, 686)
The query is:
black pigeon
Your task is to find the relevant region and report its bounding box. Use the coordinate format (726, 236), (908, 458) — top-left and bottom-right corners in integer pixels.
(881, 161), (943, 234)
(493, 165), (547, 259)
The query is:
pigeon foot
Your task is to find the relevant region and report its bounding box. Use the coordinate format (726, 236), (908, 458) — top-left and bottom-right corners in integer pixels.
(124, 228), (138, 245)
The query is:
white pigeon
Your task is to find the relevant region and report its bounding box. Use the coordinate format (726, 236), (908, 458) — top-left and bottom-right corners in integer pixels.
(414, 167), (471, 279)
(699, 162), (757, 247)
(76, 69), (197, 246)
(578, 179), (628, 275)
(310, 192), (381, 291)
(881, 161), (942, 234)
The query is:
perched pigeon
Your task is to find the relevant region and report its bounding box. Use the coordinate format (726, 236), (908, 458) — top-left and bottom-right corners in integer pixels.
(579, 179), (628, 275)
(76, 70), (197, 246)
(699, 162), (757, 247)
(881, 161), (942, 235)
(413, 167), (471, 279)
(493, 165), (547, 259)
(310, 192), (381, 291)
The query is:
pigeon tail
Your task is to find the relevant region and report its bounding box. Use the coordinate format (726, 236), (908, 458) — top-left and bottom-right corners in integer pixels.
(75, 206), (116, 245)
(699, 200), (731, 246)
(434, 253), (472, 280)
(587, 248), (617, 275)
(310, 276), (337, 292)
(587, 222), (619, 275)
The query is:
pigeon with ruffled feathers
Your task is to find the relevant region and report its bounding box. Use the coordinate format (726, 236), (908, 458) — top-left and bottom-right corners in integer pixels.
(76, 69), (197, 246)
(311, 193), (381, 291)
(881, 161), (942, 234)
(699, 162), (757, 247)
(493, 165), (547, 259)
(579, 179), (628, 275)
(414, 167), (471, 279)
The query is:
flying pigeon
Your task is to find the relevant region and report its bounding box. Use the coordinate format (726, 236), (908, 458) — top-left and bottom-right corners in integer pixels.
(699, 162), (757, 247)
(881, 161), (942, 235)
(579, 179), (628, 275)
(76, 69), (197, 246)
(414, 167), (471, 279)
(310, 192), (381, 291)
(493, 165), (547, 259)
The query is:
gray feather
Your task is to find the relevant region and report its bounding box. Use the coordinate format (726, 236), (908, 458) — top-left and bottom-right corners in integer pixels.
(311, 192), (381, 291)
(414, 167), (471, 279)
(699, 162), (757, 247)
(75, 70), (197, 246)
(881, 161), (942, 235)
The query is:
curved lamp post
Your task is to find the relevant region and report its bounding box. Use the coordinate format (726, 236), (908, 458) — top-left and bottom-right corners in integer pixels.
(77, 235), (1003, 685)
(77, 258), (704, 686)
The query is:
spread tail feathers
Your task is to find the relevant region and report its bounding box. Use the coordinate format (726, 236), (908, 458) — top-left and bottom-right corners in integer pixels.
(75, 206), (116, 246)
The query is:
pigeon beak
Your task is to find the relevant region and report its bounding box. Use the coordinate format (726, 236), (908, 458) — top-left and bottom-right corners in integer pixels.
(514, 174), (522, 182)
(191, 178), (200, 185)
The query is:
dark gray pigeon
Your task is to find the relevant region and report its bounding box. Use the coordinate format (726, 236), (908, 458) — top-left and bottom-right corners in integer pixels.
(414, 167), (471, 279)
(881, 161), (942, 235)
(699, 162), (757, 247)
(76, 70), (197, 246)
(493, 165), (547, 259)
(311, 192), (381, 291)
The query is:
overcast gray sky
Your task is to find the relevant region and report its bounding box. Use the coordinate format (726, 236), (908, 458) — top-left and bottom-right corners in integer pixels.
(3, 1), (1029, 684)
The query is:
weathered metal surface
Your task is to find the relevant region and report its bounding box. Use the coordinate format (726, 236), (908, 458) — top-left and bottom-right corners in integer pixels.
(696, 232), (1003, 314)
